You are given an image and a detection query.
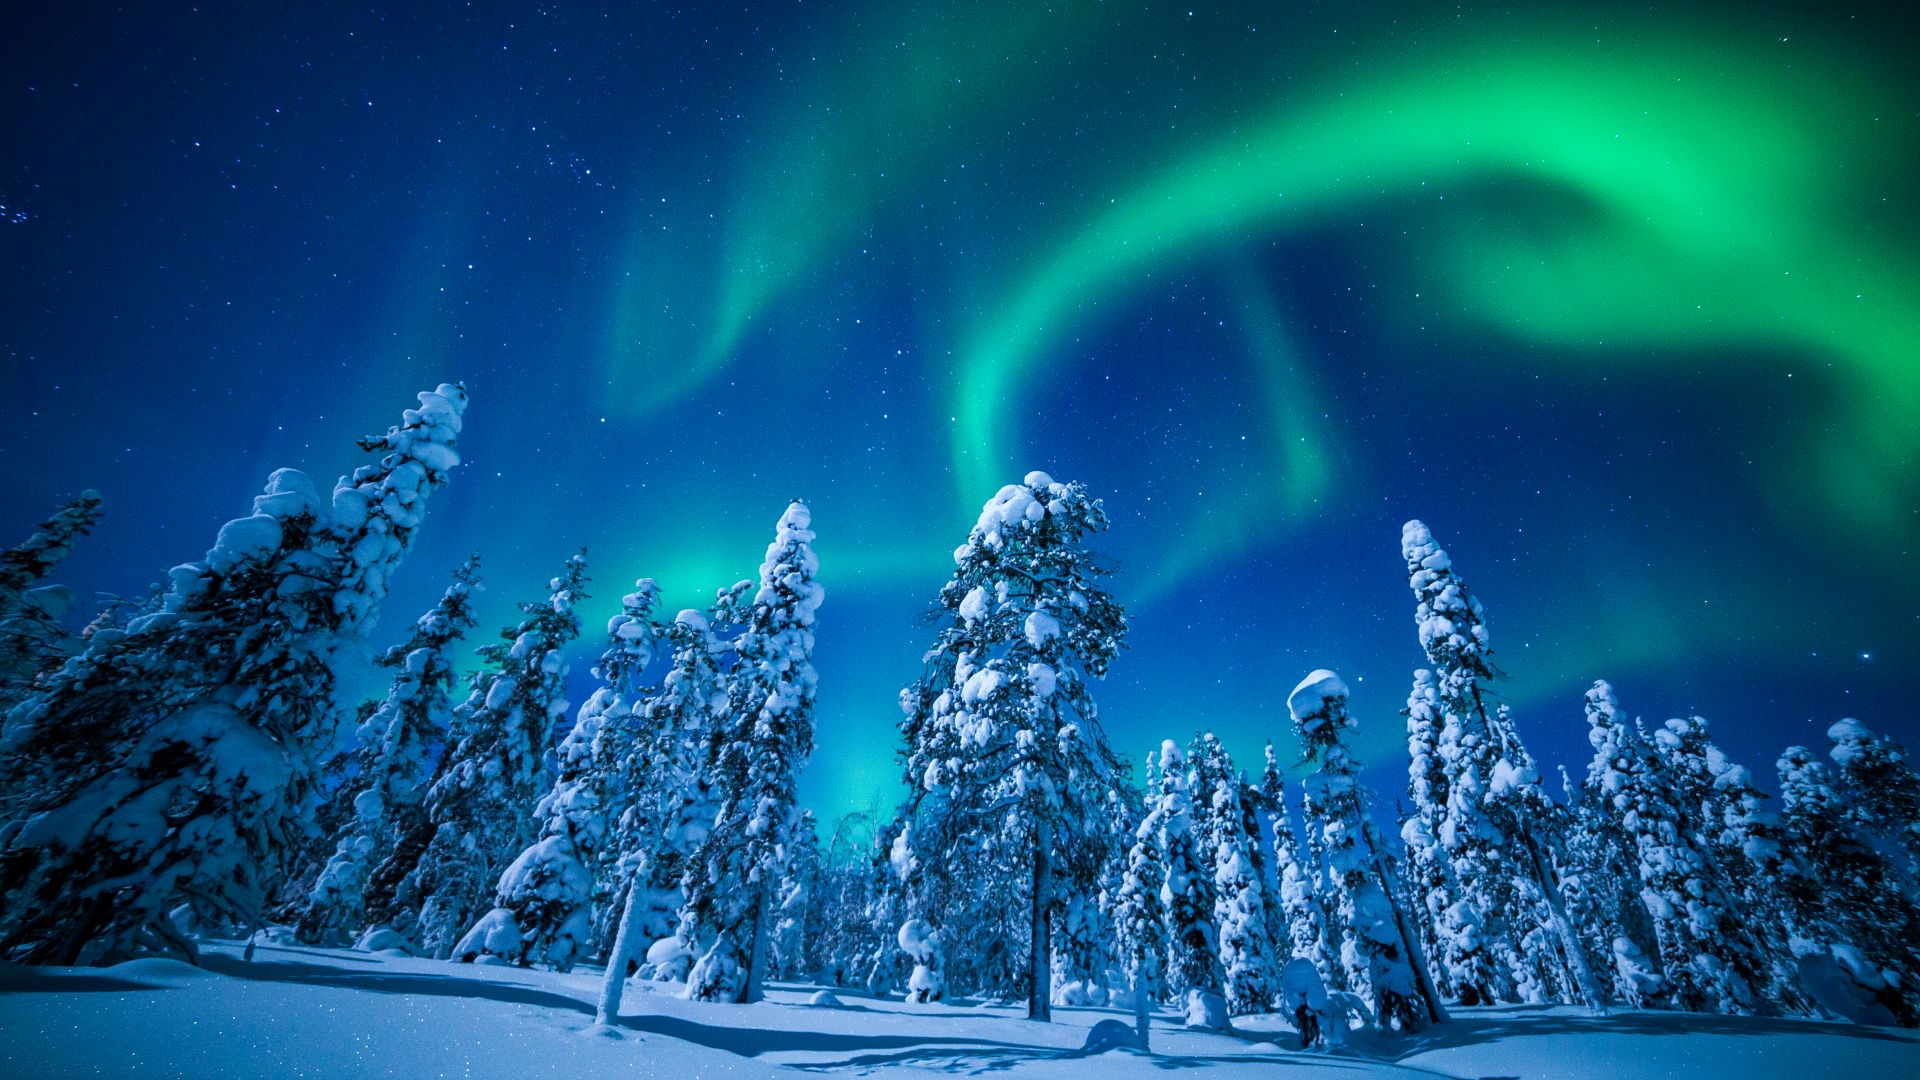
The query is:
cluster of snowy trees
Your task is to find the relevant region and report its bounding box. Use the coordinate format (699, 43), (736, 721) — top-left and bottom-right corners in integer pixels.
(0, 386), (827, 1014)
(1, 439), (1915, 1035)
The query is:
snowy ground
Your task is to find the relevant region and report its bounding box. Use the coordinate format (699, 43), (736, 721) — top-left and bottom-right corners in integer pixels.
(1, 943), (1915, 1079)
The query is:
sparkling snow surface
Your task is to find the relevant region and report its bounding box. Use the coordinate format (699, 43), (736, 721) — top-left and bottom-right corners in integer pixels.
(3, 943), (1916, 1078)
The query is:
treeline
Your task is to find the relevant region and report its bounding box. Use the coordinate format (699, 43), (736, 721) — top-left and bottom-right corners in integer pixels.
(0, 391), (1914, 1039)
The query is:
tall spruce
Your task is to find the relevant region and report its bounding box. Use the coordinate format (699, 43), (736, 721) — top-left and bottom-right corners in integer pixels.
(296, 555), (481, 944)
(1290, 669), (1443, 1030)
(462, 580), (658, 970)
(1157, 739), (1227, 1025)
(1399, 520), (1599, 1009)
(687, 501), (823, 1003)
(395, 554), (586, 960)
(597, 607), (727, 1024)
(889, 473), (1127, 1020)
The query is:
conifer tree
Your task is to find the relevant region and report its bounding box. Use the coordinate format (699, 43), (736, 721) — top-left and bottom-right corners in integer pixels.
(1110, 759), (1168, 1011)
(1825, 718), (1920, 886)
(1399, 521), (1600, 1009)
(0, 385), (466, 965)
(1157, 739), (1227, 1026)
(889, 473), (1127, 1020)
(396, 554), (586, 960)
(0, 490), (103, 712)
(1776, 746), (1920, 1025)
(463, 579), (656, 971)
(1261, 746), (1333, 982)
(687, 501), (823, 1003)
(597, 607), (729, 1024)
(296, 555), (481, 944)
(1290, 669), (1441, 1031)
(1210, 772), (1279, 1015)
(773, 811), (822, 979)
(1566, 682), (1666, 1008)
(1397, 669), (1455, 997)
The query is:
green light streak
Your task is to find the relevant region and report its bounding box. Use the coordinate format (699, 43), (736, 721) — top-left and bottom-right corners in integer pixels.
(954, 32), (1918, 538)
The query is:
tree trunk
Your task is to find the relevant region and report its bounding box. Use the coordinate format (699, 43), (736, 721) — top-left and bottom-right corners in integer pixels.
(1369, 836), (1450, 1026)
(1523, 832), (1607, 1014)
(596, 879), (645, 1026)
(741, 880), (768, 1004)
(1028, 819), (1053, 1022)
(1132, 967), (1151, 1052)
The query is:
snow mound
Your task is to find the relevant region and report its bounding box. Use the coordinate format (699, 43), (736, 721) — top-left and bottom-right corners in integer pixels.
(1183, 989), (1230, 1030)
(108, 957), (215, 981)
(1079, 1018), (1144, 1054)
(808, 990), (845, 1008)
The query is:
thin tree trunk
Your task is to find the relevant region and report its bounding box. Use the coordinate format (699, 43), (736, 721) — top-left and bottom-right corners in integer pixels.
(596, 879), (646, 1026)
(1523, 832), (1607, 1014)
(1369, 833), (1450, 1026)
(1132, 967), (1151, 1052)
(1028, 818), (1053, 1022)
(742, 881), (768, 1004)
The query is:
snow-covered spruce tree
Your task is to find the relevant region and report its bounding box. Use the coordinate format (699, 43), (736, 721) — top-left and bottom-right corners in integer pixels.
(889, 473), (1127, 1021)
(1396, 670), (1454, 998)
(1290, 669), (1441, 1031)
(295, 555), (482, 944)
(1210, 771), (1280, 1015)
(1109, 762), (1168, 1010)
(596, 607), (730, 1024)
(1157, 739), (1228, 1027)
(1825, 718), (1920, 886)
(1260, 745), (1333, 981)
(1648, 714), (1787, 1010)
(1569, 681), (1666, 1008)
(0, 490), (103, 711)
(1702, 746), (1813, 1015)
(773, 811), (822, 979)
(462, 579), (656, 971)
(1399, 521), (1598, 1008)
(1587, 687), (1756, 1013)
(1776, 746), (1920, 1025)
(686, 501), (824, 1004)
(0, 386), (466, 965)
(395, 554), (587, 961)
(1185, 732), (1236, 867)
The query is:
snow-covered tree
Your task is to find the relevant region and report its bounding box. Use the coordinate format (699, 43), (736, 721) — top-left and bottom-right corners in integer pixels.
(1260, 745), (1333, 983)
(1399, 521), (1598, 1009)
(1580, 684), (1755, 1014)
(888, 473), (1128, 1021)
(1156, 739), (1227, 1026)
(1109, 758), (1168, 1010)
(1776, 746), (1920, 1026)
(0, 385), (466, 965)
(773, 811), (822, 978)
(595, 604), (728, 1024)
(1825, 718), (1920, 886)
(686, 501), (824, 1004)
(295, 555), (482, 944)
(462, 579), (656, 971)
(1210, 771), (1279, 1015)
(1396, 669), (1454, 997)
(1566, 681), (1666, 1009)
(1290, 669), (1441, 1031)
(395, 554), (586, 960)
(0, 490), (103, 711)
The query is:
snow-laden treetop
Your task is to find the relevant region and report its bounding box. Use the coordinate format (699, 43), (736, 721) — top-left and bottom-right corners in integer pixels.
(955, 469), (1103, 560)
(1287, 668), (1350, 725)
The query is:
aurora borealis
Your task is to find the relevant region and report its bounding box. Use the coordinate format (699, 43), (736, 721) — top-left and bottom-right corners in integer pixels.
(3, 1), (1916, 821)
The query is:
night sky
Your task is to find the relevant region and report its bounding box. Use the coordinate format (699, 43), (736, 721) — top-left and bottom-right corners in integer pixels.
(4, 2), (1916, 823)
